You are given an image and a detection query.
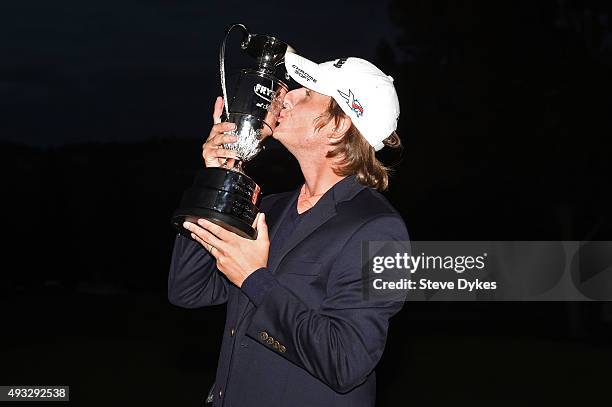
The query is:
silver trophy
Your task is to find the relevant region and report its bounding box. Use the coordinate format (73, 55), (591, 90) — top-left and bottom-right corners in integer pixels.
(171, 24), (293, 239)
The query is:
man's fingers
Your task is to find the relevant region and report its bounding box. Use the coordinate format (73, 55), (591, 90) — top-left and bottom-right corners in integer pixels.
(205, 133), (237, 148)
(205, 122), (236, 143)
(212, 96), (224, 124)
(190, 232), (210, 252)
(203, 132), (236, 150)
(207, 148), (238, 160)
(197, 228), (224, 251)
(213, 122), (236, 133)
(204, 123), (236, 148)
(183, 222), (208, 248)
(216, 148), (238, 159)
(252, 212), (265, 228)
(183, 221), (225, 252)
(219, 134), (238, 145)
(256, 213), (269, 240)
(197, 218), (232, 241)
(193, 235), (217, 256)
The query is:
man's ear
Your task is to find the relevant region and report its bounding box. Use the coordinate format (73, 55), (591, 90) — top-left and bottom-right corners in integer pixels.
(328, 115), (352, 143)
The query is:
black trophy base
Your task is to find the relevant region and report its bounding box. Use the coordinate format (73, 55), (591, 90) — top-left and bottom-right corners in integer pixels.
(171, 208), (257, 240)
(171, 167), (262, 240)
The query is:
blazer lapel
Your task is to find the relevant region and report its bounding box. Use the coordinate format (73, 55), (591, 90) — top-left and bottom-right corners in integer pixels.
(236, 176), (366, 323)
(267, 189), (300, 244)
(267, 194), (336, 273)
(268, 175), (367, 273)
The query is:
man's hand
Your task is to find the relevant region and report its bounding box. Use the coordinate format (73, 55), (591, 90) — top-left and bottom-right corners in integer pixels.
(182, 213), (270, 287)
(202, 96), (239, 168)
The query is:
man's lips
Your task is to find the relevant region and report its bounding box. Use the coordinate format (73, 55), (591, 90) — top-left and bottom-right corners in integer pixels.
(275, 105), (293, 127)
(279, 106), (290, 119)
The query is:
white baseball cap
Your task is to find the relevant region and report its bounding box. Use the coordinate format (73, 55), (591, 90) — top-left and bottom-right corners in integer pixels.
(284, 52), (400, 151)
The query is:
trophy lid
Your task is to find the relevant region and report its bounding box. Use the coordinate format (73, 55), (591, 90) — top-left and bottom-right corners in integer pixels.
(243, 34), (292, 72)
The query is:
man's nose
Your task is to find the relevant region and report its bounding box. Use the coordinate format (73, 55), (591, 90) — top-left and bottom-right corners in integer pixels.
(283, 89), (300, 109)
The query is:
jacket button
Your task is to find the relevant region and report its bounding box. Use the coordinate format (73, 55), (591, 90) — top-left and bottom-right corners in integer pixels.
(259, 331), (269, 341)
(273, 340), (280, 350)
(266, 336), (274, 345)
(219, 390), (223, 398)
(230, 328), (235, 336)
(279, 345), (286, 353)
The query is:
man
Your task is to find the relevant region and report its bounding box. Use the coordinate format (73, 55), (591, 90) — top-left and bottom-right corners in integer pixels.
(168, 52), (409, 406)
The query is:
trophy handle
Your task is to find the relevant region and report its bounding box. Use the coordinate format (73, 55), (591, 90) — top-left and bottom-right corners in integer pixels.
(219, 23), (251, 120)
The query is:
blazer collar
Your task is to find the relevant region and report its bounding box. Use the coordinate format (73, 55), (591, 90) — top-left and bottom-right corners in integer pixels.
(267, 175), (367, 273)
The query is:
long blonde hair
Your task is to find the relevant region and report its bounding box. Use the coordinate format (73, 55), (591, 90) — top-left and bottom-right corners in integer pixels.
(315, 99), (401, 191)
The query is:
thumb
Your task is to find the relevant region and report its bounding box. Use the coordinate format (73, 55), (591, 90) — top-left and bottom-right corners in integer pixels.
(212, 96), (224, 124)
(257, 212), (269, 240)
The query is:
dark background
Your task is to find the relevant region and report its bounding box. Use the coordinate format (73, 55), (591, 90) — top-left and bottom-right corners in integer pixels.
(2, 0), (612, 405)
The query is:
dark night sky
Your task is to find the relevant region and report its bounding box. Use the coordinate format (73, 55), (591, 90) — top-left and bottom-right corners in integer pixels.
(2, 3), (612, 405)
(1, 0), (397, 146)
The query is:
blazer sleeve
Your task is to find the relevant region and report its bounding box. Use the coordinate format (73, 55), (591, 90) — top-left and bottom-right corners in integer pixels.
(242, 215), (409, 393)
(167, 233), (230, 308)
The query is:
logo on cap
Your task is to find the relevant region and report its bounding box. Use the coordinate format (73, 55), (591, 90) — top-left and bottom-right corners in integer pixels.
(291, 65), (317, 83)
(338, 89), (364, 118)
(333, 58), (347, 68)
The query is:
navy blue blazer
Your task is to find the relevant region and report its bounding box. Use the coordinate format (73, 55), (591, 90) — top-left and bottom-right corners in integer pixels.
(168, 175), (409, 407)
